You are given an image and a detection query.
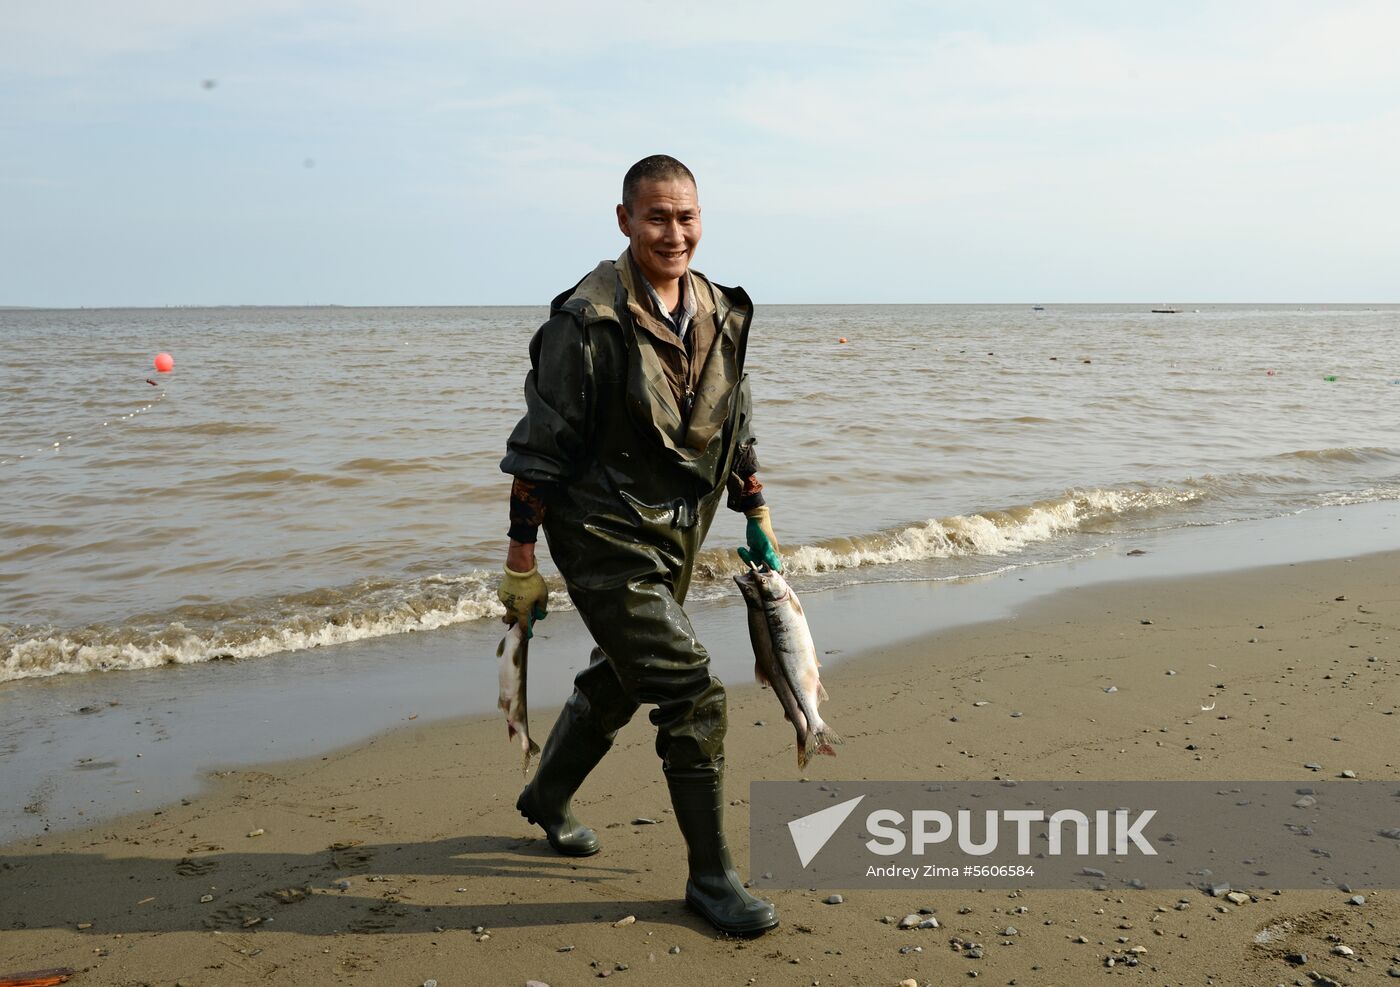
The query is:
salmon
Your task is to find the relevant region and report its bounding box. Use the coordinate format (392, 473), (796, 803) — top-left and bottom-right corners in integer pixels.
(734, 565), (840, 768)
(496, 621), (540, 774)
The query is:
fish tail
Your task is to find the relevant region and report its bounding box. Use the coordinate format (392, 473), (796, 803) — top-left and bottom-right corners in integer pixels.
(818, 725), (844, 747)
(817, 681), (829, 703)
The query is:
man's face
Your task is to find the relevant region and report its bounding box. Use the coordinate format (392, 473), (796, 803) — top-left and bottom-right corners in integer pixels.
(616, 178), (702, 287)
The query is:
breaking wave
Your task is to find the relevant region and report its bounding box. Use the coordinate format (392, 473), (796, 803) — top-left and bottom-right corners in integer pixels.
(5, 473), (1398, 683)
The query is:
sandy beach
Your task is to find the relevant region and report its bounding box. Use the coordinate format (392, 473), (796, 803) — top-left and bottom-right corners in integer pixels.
(3, 549), (1398, 986)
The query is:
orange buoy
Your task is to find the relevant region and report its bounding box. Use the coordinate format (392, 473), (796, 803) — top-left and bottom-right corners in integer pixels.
(837, 337), (848, 344)
(153, 352), (174, 373)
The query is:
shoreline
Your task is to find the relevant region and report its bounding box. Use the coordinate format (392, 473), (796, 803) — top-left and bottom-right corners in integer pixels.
(5, 498), (1400, 846)
(2, 538), (1398, 984)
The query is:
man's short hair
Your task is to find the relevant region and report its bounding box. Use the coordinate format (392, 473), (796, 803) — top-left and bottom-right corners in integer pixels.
(622, 155), (697, 214)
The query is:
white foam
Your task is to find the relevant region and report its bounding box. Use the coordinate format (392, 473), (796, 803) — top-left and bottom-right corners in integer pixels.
(1, 582), (574, 683)
(784, 486), (1202, 575)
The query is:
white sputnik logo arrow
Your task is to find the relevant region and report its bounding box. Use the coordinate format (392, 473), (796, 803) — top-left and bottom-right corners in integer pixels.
(787, 795), (866, 868)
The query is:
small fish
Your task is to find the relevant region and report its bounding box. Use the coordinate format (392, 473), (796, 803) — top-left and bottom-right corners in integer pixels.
(497, 621), (540, 774)
(735, 565), (840, 768)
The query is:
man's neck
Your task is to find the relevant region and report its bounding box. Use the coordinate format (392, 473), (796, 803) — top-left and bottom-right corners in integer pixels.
(651, 278), (682, 313)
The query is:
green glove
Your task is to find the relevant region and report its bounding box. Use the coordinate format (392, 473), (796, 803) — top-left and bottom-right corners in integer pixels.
(497, 564), (549, 638)
(737, 505), (783, 572)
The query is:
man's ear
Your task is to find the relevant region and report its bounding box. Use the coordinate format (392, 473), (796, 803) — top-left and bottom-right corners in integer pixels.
(616, 203), (631, 237)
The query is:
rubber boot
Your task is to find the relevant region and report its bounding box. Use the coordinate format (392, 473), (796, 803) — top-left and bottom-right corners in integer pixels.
(516, 695), (613, 856)
(667, 771), (779, 935)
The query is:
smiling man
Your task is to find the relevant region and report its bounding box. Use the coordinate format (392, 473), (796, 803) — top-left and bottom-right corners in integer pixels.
(496, 155), (783, 935)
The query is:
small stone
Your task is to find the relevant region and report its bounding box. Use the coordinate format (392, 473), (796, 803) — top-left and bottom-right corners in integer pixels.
(1284, 952), (1307, 965)
(824, 894), (843, 904)
(1387, 966), (1400, 977)
(615, 964), (628, 971)
(973, 700), (989, 707)
(526, 981), (553, 987)
(900, 980), (918, 987)
(1333, 945), (1354, 956)
(76, 922), (92, 930)
(1341, 770), (1357, 779)
(423, 981), (438, 987)
(1348, 894), (1366, 905)
(199, 894), (214, 903)
(1074, 935), (1089, 943)
(631, 817), (659, 825)
(918, 918), (939, 929)
(613, 914), (636, 927)
(473, 925), (485, 934)
(754, 720), (766, 726)
(1294, 795), (1317, 808)
(557, 945), (575, 952)
(1104, 686), (1118, 693)
(668, 945), (681, 955)
(242, 916), (262, 928)
(967, 946), (984, 958)
(1304, 762), (1322, 771)
(1002, 926), (1018, 936)
(1080, 867), (1106, 878)
(898, 914), (921, 929)
(1166, 669), (1176, 675)
(476, 933), (490, 942)
(1249, 637), (1259, 643)
(1140, 619), (1153, 625)
(1208, 882), (1230, 897)
(1225, 892), (1250, 905)
(246, 828), (265, 838)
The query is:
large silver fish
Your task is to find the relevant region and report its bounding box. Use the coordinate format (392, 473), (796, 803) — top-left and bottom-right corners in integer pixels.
(496, 621), (540, 774)
(734, 565), (840, 768)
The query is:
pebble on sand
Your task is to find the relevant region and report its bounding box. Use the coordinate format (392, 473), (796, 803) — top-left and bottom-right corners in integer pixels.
(1348, 894), (1366, 905)
(824, 894), (844, 904)
(898, 914), (922, 929)
(613, 915), (637, 927)
(246, 828), (265, 838)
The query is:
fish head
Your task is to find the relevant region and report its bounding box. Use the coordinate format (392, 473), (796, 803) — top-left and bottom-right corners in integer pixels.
(749, 566), (792, 603)
(733, 569), (764, 606)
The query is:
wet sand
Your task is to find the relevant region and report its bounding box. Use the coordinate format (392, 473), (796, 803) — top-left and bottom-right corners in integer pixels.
(2, 551), (1398, 986)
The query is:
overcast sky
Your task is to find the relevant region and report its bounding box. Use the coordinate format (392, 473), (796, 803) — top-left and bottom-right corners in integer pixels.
(2, 1), (1397, 306)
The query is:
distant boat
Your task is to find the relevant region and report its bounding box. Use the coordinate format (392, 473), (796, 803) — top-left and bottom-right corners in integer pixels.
(1032, 305), (1045, 311)
(1151, 308), (1180, 314)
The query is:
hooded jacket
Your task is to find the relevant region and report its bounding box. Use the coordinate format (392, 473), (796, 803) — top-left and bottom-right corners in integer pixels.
(501, 252), (756, 597)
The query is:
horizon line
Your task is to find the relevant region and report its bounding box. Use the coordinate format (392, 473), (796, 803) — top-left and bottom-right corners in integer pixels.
(4, 301), (1398, 312)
